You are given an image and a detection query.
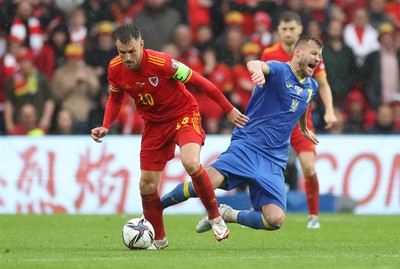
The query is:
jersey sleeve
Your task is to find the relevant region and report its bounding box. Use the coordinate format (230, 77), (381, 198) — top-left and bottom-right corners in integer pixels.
(107, 56), (123, 92)
(102, 57), (124, 129)
(313, 58), (327, 81)
(265, 60), (283, 82)
(152, 52), (234, 113)
(186, 71), (233, 113)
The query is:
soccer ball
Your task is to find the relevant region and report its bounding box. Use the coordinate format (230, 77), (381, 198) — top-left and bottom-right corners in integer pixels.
(121, 218), (155, 250)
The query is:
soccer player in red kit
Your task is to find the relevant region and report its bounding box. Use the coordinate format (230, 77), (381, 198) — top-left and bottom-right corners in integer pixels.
(261, 11), (337, 229)
(91, 24), (249, 249)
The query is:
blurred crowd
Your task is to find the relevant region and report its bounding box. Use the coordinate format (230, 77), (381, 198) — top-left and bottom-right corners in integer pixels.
(0, 0), (399, 136)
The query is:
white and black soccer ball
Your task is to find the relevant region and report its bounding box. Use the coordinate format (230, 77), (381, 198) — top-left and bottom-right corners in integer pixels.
(121, 218), (155, 250)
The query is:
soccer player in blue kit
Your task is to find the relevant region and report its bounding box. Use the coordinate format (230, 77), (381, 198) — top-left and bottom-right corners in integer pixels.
(161, 35), (322, 232)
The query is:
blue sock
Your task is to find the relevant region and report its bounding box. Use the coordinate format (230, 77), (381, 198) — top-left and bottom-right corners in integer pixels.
(237, 210), (281, 230)
(161, 181), (198, 209)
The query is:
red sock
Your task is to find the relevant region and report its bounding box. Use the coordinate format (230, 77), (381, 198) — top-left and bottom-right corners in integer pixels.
(141, 191), (165, 240)
(305, 174), (319, 216)
(190, 165), (219, 220)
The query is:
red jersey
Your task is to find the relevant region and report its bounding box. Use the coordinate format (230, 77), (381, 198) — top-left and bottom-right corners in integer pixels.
(108, 49), (199, 123)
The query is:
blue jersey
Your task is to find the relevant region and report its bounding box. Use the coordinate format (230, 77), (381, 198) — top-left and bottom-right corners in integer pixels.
(230, 61), (319, 169)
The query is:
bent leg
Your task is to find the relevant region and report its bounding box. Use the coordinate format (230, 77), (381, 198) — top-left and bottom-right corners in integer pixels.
(161, 181), (197, 208)
(161, 166), (226, 208)
(223, 204), (285, 230)
(180, 143), (219, 219)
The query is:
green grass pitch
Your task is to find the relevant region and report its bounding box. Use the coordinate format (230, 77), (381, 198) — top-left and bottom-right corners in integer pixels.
(1, 214), (399, 269)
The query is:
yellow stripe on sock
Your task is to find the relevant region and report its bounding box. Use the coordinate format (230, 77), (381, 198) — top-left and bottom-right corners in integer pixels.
(183, 181), (191, 198)
(261, 214), (277, 230)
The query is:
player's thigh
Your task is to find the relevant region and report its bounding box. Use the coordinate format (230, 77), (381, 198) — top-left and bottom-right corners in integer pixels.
(176, 111), (205, 171)
(250, 160), (286, 211)
(290, 126), (316, 155)
(298, 151), (316, 175)
(141, 123), (176, 171)
(180, 143), (201, 167)
(211, 146), (259, 182)
(175, 110), (205, 147)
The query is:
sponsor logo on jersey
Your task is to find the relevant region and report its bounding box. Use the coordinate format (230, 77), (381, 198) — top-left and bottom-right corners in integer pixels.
(148, 76), (159, 87)
(294, 85), (303, 95)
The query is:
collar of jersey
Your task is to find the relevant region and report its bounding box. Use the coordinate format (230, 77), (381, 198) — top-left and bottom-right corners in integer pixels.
(287, 62), (306, 84)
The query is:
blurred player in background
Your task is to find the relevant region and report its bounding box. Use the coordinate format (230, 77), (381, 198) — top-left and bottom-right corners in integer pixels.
(162, 36), (322, 233)
(261, 11), (337, 228)
(91, 24), (248, 249)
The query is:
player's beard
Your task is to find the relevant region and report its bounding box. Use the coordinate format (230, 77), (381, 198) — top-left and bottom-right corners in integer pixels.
(298, 58), (314, 78)
(124, 61), (139, 70)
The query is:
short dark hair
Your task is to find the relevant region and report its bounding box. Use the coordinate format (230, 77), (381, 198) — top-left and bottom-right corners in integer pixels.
(294, 35), (323, 49)
(114, 24), (142, 44)
(279, 11), (302, 25)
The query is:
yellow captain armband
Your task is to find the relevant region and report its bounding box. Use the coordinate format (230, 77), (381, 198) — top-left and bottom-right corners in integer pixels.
(172, 59), (193, 83)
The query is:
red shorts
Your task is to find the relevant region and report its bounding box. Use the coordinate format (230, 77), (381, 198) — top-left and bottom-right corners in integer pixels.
(140, 110), (205, 171)
(290, 108), (316, 155)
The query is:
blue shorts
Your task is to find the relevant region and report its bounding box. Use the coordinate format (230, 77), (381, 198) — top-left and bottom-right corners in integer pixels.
(210, 145), (286, 211)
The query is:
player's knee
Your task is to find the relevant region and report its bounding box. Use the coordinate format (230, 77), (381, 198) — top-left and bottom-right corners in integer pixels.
(264, 210), (285, 230)
(139, 178), (158, 194)
(302, 165), (315, 177)
(181, 159), (201, 174)
(268, 212), (285, 228)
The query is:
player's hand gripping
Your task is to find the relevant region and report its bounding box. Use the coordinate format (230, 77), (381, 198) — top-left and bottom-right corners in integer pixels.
(227, 107), (249, 128)
(324, 110), (337, 129)
(91, 127), (109, 143)
(301, 127), (319, 145)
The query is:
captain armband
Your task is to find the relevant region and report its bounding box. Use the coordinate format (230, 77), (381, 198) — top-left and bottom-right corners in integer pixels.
(172, 60), (193, 83)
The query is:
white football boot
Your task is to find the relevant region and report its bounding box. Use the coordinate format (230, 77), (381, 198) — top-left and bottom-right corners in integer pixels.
(147, 237), (169, 250)
(307, 216), (321, 229)
(210, 216), (230, 241)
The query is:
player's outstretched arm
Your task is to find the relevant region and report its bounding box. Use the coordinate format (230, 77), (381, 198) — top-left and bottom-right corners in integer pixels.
(186, 71), (249, 128)
(91, 87), (123, 143)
